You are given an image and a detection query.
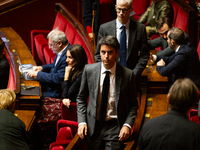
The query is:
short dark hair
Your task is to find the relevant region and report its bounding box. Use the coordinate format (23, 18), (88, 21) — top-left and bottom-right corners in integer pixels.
(156, 17), (173, 29)
(67, 44), (88, 82)
(168, 78), (199, 113)
(168, 28), (185, 45)
(98, 36), (120, 52)
(0, 40), (5, 54)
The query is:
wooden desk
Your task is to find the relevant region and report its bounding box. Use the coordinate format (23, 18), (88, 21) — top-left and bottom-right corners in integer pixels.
(145, 94), (168, 120)
(0, 27), (41, 110)
(14, 110), (36, 136)
(142, 50), (168, 94)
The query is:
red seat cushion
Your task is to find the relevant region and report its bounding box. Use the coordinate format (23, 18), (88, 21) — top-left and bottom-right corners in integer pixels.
(34, 34), (48, 65)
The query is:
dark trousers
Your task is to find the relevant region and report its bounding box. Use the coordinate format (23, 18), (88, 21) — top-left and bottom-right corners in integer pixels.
(87, 119), (124, 150)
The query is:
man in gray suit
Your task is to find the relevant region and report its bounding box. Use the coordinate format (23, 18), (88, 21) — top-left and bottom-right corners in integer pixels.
(77, 36), (138, 150)
(95, 0), (149, 90)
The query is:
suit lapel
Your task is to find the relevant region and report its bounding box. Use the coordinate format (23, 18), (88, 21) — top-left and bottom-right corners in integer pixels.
(93, 63), (101, 106)
(109, 20), (116, 36)
(115, 64), (122, 108)
(127, 18), (136, 60)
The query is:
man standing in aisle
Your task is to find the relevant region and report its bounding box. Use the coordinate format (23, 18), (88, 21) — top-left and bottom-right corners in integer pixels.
(77, 36), (138, 150)
(95, 0), (149, 91)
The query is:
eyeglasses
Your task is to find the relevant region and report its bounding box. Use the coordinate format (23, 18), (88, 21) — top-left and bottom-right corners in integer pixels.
(48, 42), (57, 47)
(116, 6), (132, 13)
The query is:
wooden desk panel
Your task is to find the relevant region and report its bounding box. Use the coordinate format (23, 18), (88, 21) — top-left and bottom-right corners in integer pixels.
(142, 50), (168, 94)
(14, 110), (36, 135)
(146, 94), (168, 120)
(0, 27), (41, 110)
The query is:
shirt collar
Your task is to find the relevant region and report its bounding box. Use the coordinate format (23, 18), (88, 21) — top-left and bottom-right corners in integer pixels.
(58, 45), (68, 56)
(101, 62), (116, 75)
(116, 19), (130, 30)
(175, 45), (180, 53)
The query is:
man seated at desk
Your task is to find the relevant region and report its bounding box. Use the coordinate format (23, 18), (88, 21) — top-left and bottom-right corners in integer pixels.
(27, 29), (71, 98)
(148, 17), (190, 57)
(150, 28), (200, 91)
(0, 39), (10, 89)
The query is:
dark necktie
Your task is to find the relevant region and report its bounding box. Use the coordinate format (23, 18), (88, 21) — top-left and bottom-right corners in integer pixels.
(99, 71), (110, 122)
(119, 25), (127, 67)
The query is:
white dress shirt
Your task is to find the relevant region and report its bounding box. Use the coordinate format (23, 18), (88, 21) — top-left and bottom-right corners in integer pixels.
(54, 45), (67, 66)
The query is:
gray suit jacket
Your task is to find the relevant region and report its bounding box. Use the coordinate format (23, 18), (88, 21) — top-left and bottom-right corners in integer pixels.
(77, 62), (138, 137)
(95, 17), (149, 78)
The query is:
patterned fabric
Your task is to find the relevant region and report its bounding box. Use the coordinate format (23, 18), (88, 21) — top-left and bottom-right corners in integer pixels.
(37, 97), (62, 130)
(139, 0), (173, 37)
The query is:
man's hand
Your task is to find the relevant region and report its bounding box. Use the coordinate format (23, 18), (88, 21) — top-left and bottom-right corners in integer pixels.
(157, 59), (165, 66)
(32, 66), (43, 71)
(62, 98), (71, 108)
(27, 71), (39, 78)
(88, 33), (95, 41)
(118, 126), (131, 141)
(78, 124), (87, 139)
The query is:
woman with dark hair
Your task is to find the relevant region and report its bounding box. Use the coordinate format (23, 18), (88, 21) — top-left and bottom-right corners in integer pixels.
(37, 44), (88, 129)
(62, 44), (88, 108)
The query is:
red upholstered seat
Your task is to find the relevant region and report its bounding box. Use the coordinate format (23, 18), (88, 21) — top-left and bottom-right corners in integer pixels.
(132, 0), (151, 21)
(4, 51), (15, 90)
(197, 40), (200, 61)
(189, 108), (200, 124)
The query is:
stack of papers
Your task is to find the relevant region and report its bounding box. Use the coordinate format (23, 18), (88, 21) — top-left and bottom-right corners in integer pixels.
(19, 64), (34, 80)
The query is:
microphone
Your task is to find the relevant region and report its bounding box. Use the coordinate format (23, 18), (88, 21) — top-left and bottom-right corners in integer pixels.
(92, 2), (97, 53)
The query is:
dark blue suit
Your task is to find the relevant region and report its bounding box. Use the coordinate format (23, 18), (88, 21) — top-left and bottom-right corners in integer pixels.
(36, 44), (71, 98)
(156, 42), (200, 90)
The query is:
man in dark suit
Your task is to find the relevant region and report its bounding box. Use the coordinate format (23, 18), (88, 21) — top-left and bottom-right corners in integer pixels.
(139, 78), (200, 150)
(95, 0), (149, 85)
(151, 28), (200, 90)
(28, 29), (71, 98)
(148, 17), (190, 56)
(77, 36), (138, 150)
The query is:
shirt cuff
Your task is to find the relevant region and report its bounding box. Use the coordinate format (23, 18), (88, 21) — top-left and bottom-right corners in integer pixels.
(78, 122), (87, 126)
(123, 123), (132, 130)
(153, 54), (157, 61)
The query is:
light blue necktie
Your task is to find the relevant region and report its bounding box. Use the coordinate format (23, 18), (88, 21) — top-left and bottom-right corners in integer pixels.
(119, 25), (127, 67)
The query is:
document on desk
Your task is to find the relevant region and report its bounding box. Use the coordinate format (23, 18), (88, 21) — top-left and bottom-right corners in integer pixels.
(19, 64), (34, 80)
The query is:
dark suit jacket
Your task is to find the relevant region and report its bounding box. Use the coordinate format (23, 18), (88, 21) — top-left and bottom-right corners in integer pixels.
(139, 110), (200, 150)
(83, 0), (116, 36)
(36, 43), (71, 98)
(61, 72), (82, 102)
(148, 31), (190, 56)
(0, 54), (10, 89)
(95, 17), (149, 78)
(156, 42), (200, 90)
(77, 62), (138, 137)
(0, 109), (32, 150)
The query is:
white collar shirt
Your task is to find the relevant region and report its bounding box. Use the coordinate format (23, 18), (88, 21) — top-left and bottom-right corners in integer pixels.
(96, 63), (117, 121)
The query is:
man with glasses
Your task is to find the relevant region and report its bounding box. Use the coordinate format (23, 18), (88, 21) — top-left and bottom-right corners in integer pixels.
(149, 17), (190, 57)
(95, 0), (149, 92)
(28, 29), (71, 98)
